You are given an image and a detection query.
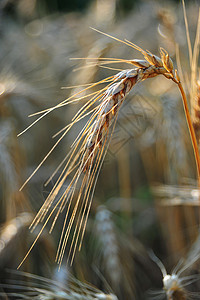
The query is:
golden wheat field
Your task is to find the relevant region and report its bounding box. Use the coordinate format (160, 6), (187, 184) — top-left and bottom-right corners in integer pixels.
(0, 0), (200, 299)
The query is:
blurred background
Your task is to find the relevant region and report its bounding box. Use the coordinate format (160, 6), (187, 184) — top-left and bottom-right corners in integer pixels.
(0, 0), (200, 299)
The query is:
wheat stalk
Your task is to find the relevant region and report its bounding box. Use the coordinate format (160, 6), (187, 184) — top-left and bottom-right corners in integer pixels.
(17, 28), (199, 268)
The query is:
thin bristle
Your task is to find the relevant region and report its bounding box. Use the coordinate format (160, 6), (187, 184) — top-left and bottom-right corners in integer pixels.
(90, 27), (147, 52)
(72, 59), (133, 72)
(28, 76), (114, 118)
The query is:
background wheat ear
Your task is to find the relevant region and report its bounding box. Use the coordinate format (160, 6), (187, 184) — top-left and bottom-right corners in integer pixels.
(0, 269), (119, 299)
(192, 80), (200, 144)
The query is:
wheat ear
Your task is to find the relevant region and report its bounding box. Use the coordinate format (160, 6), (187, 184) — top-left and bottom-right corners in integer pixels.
(17, 29), (200, 268)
